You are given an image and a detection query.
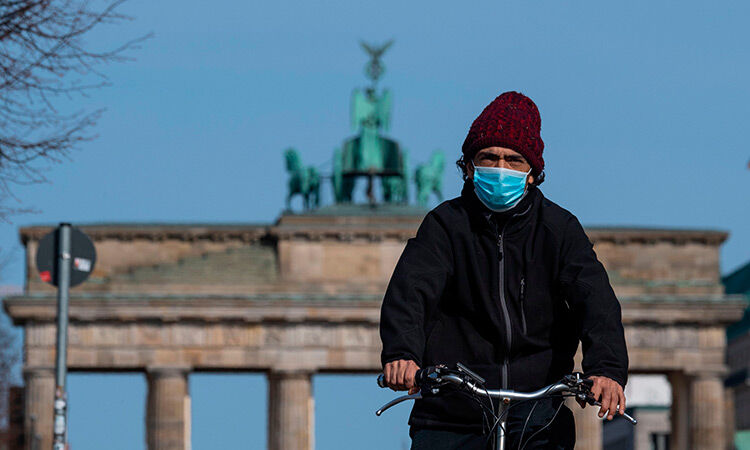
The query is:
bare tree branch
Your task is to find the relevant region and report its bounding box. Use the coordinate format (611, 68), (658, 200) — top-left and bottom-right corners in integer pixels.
(0, 0), (151, 217)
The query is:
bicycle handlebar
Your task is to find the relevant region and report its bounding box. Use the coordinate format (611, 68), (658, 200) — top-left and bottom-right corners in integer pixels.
(376, 364), (636, 425)
(377, 371), (572, 400)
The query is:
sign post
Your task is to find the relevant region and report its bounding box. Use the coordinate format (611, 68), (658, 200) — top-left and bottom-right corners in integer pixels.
(52, 224), (71, 450)
(36, 224), (96, 450)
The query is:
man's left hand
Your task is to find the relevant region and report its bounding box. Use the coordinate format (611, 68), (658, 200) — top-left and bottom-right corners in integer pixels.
(577, 376), (626, 420)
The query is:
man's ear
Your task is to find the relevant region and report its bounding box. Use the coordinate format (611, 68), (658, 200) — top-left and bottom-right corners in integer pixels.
(527, 173), (535, 186)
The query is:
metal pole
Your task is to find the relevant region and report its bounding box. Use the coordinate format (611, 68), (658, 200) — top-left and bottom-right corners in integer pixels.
(52, 223), (71, 450)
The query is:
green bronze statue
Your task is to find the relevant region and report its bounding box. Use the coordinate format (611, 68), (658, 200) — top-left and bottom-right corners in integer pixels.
(415, 151), (445, 206)
(283, 40), (445, 210)
(332, 40), (409, 205)
(284, 148), (320, 211)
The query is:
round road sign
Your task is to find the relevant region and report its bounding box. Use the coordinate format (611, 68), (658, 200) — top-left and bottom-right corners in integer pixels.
(35, 226), (97, 287)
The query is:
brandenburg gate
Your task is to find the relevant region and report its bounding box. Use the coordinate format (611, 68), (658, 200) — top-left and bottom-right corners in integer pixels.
(3, 43), (746, 450)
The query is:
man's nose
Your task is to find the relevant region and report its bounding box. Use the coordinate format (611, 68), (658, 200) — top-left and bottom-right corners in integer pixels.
(496, 159), (513, 169)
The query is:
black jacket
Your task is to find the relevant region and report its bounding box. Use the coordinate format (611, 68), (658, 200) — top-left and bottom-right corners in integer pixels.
(379, 181), (629, 433)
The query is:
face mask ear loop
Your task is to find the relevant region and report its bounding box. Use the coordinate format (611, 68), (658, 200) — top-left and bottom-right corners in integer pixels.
(523, 169), (532, 193)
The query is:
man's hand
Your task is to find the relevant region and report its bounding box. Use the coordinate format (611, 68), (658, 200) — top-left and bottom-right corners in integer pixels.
(577, 376), (626, 420)
(383, 359), (420, 394)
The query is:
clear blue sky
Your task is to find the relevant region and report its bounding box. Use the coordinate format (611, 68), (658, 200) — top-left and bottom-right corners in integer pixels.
(1, 0), (749, 448)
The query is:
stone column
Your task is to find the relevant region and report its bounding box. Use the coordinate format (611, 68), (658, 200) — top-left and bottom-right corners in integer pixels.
(146, 367), (191, 450)
(668, 371), (691, 450)
(267, 370), (314, 450)
(725, 387), (736, 450)
(23, 367), (55, 450)
(570, 400), (602, 450)
(689, 374), (725, 450)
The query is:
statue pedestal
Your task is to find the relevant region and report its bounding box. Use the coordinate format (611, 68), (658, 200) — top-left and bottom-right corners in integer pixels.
(274, 205), (427, 292)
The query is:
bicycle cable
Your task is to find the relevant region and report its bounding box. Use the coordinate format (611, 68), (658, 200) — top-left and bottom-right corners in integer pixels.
(516, 400), (540, 450)
(517, 394), (572, 450)
(454, 387), (497, 436)
(483, 395), (552, 447)
(485, 378), (562, 447)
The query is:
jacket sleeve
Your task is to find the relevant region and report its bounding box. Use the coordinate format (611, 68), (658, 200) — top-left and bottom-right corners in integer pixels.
(559, 216), (629, 387)
(379, 211), (454, 367)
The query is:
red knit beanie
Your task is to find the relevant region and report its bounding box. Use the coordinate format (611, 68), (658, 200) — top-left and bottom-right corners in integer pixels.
(462, 91), (545, 178)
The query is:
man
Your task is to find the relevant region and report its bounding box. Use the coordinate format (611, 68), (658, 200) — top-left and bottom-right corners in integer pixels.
(379, 91), (629, 449)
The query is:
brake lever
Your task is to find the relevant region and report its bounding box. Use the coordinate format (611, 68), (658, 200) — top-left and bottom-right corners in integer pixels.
(579, 392), (638, 425)
(375, 392), (422, 416)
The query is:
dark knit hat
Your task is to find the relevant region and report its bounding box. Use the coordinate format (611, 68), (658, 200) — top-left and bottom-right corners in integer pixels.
(462, 91), (545, 177)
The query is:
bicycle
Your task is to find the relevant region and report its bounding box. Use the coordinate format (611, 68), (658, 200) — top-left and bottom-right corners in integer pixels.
(375, 362), (637, 450)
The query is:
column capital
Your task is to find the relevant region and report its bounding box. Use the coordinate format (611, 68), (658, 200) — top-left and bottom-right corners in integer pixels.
(145, 365), (191, 377)
(684, 365), (729, 378)
(23, 366), (55, 378)
(268, 368), (315, 378)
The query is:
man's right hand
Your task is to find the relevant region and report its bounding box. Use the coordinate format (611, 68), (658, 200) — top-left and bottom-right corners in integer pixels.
(383, 359), (420, 394)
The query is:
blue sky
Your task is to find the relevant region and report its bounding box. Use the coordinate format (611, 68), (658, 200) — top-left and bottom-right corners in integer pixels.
(1, 0), (749, 448)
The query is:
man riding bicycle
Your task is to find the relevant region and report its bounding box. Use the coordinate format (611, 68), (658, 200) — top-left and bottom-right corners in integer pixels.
(379, 91), (629, 449)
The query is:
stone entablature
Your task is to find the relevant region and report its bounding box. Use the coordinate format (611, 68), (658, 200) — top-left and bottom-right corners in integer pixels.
(5, 294), (744, 374)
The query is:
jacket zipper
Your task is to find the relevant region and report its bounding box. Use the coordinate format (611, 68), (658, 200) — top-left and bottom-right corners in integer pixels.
(495, 225), (512, 390)
(520, 277), (527, 335)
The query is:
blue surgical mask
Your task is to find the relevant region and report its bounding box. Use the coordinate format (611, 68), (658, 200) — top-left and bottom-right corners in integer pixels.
(472, 165), (530, 212)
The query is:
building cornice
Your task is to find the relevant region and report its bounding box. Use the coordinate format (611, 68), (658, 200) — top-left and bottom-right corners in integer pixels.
(3, 293), (382, 325)
(4, 293), (745, 326)
(18, 223), (729, 246)
(20, 224), (271, 245)
(585, 228), (728, 245)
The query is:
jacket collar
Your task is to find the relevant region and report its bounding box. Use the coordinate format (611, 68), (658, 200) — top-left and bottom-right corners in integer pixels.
(460, 179), (540, 235)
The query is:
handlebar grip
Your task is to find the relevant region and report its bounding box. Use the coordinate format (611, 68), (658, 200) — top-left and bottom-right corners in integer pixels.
(377, 367), (430, 389)
(414, 368), (426, 387)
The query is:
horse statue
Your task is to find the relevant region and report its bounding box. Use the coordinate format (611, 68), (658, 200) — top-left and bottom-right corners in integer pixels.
(415, 151), (445, 206)
(381, 146), (408, 203)
(382, 176), (407, 203)
(284, 148), (320, 211)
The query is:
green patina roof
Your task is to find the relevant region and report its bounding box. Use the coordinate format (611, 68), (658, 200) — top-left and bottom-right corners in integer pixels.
(735, 430), (750, 450)
(724, 260), (750, 340)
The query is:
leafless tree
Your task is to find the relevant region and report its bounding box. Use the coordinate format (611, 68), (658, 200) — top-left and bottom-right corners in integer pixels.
(0, 0), (147, 430)
(0, 0), (149, 216)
